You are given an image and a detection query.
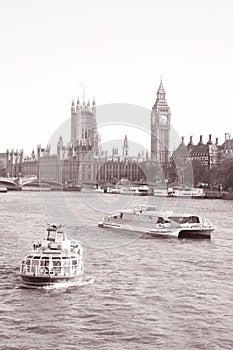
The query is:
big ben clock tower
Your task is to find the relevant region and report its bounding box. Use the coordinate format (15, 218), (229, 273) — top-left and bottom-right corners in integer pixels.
(151, 78), (171, 169)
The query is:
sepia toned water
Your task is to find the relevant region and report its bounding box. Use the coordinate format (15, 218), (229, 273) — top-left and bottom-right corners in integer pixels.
(1, 191), (233, 350)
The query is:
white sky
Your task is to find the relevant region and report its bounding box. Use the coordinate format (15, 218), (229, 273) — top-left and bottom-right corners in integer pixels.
(0, 0), (233, 155)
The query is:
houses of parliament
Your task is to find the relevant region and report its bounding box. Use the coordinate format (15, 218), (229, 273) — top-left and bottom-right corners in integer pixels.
(1, 79), (233, 187)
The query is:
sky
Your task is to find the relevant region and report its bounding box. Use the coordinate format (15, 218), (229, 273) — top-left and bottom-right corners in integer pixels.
(0, 0), (233, 155)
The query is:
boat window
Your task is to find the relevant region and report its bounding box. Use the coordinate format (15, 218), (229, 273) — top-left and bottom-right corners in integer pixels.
(32, 259), (40, 266)
(41, 257), (49, 266)
(169, 216), (200, 224)
(157, 217), (165, 224)
(189, 216), (200, 223)
(47, 231), (56, 242)
(52, 258), (61, 267)
(72, 259), (77, 265)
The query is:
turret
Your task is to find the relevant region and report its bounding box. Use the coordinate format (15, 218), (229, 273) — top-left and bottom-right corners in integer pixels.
(76, 98), (81, 112)
(92, 98), (96, 113)
(57, 136), (64, 161)
(123, 135), (129, 157)
(71, 100), (75, 114)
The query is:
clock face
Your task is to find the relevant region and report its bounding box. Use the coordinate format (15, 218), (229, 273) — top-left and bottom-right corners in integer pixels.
(159, 114), (167, 124)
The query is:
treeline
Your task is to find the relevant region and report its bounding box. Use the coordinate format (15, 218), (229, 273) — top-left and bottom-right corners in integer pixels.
(168, 155), (233, 190)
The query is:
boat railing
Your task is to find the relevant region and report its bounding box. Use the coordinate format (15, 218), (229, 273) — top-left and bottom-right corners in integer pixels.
(21, 255), (83, 277)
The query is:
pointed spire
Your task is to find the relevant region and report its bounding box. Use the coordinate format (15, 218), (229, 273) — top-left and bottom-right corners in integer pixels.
(152, 77), (167, 110)
(71, 99), (75, 112)
(157, 76), (165, 95)
(123, 135), (128, 148)
(123, 135), (129, 157)
(92, 98), (96, 113)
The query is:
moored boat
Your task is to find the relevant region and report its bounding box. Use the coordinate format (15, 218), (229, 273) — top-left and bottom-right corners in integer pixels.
(19, 224), (84, 286)
(0, 185), (7, 193)
(153, 187), (205, 198)
(172, 188), (205, 198)
(98, 205), (214, 239)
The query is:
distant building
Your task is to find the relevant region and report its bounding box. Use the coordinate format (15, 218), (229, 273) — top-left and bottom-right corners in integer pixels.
(171, 134), (223, 186)
(173, 134), (221, 168)
(221, 133), (233, 157)
(6, 83), (233, 187)
(151, 78), (171, 170)
(0, 152), (6, 176)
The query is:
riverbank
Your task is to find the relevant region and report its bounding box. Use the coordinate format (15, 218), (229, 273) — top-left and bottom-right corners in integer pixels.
(204, 189), (233, 200)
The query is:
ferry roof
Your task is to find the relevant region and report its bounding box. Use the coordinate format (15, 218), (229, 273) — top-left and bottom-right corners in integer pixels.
(168, 213), (201, 218)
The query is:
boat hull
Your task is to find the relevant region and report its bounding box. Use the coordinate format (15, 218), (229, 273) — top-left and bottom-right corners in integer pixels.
(98, 222), (213, 239)
(177, 228), (212, 239)
(19, 273), (82, 286)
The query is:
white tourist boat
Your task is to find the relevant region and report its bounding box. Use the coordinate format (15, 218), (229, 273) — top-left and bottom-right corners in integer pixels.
(171, 188), (205, 198)
(19, 224), (84, 286)
(98, 205), (214, 239)
(153, 187), (205, 198)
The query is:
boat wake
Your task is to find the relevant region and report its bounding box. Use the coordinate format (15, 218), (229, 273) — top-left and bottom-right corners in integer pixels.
(44, 276), (95, 290)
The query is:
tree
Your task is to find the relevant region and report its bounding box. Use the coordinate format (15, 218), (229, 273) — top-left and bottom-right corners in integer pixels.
(211, 155), (233, 189)
(192, 160), (210, 186)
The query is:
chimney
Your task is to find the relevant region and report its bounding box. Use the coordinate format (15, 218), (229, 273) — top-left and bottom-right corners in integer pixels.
(207, 134), (213, 145)
(188, 135), (193, 146)
(181, 136), (185, 145)
(198, 135), (203, 145)
(215, 137), (219, 145)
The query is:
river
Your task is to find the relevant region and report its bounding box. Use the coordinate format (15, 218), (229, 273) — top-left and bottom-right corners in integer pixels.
(1, 191), (233, 350)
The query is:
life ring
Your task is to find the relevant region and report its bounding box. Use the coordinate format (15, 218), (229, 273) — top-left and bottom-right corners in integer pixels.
(39, 268), (45, 274)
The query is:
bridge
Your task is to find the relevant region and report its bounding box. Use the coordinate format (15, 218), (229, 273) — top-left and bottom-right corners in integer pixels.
(0, 178), (21, 190)
(0, 177), (82, 191)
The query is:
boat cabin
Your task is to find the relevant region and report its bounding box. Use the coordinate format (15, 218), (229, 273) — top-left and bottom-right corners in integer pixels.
(20, 253), (82, 277)
(168, 214), (201, 225)
(46, 224), (66, 242)
(109, 209), (177, 229)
